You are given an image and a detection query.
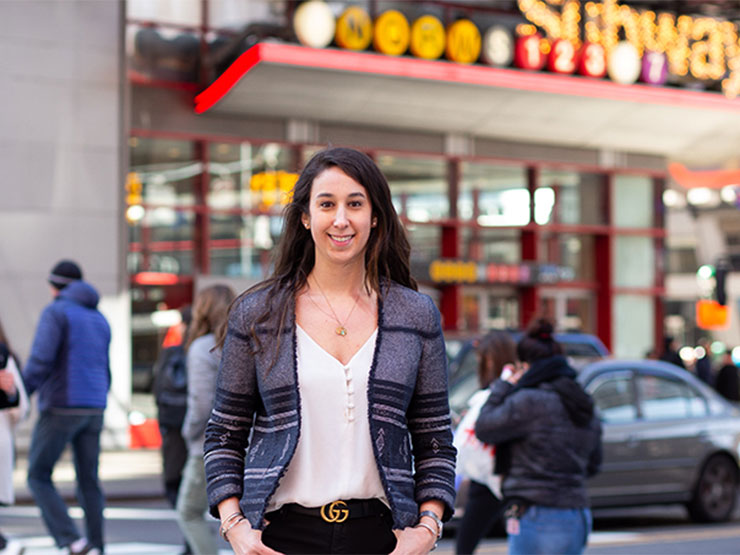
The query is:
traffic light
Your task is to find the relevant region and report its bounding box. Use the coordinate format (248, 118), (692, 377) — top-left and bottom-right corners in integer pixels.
(715, 262), (728, 306)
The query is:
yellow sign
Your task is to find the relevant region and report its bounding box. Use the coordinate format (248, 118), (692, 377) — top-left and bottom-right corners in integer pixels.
(335, 6), (372, 51)
(373, 10), (410, 56)
(429, 260), (479, 283)
(249, 171), (297, 208)
(126, 172), (142, 205)
(446, 20), (481, 64)
(410, 15), (446, 59)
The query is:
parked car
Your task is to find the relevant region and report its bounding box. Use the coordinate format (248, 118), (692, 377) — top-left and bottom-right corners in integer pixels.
(582, 359), (740, 522)
(451, 359), (740, 528)
(448, 330), (608, 424)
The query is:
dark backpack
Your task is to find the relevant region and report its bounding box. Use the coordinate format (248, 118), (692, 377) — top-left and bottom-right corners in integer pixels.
(153, 345), (188, 429)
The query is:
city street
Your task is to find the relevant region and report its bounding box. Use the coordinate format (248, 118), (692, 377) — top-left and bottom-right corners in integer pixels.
(2, 497), (740, 554)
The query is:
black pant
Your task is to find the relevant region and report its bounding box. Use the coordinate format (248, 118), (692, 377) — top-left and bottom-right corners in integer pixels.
(455, 480), (504, 554)
(263, 504), (397, 554)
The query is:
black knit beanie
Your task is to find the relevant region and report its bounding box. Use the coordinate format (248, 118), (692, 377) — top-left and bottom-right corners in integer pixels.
(48, 259), (83, 290)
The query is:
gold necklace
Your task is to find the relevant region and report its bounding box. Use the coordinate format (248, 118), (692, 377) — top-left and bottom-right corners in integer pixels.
(309, 278), (361, 337)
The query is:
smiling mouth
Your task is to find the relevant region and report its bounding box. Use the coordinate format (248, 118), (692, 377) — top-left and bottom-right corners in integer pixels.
(329, 234), (353, 244)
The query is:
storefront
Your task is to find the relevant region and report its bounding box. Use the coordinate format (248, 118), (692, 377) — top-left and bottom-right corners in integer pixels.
(126, 0), (740, 374)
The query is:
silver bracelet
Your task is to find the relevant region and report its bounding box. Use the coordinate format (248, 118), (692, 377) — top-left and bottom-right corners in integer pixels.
(220, 516), (246, 542)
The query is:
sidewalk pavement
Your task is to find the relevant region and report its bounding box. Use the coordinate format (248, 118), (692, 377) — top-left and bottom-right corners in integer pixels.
(13, 447), (166, 504)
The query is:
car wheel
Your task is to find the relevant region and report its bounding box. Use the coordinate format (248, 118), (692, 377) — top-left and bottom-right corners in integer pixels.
(687, 454), (739, 523)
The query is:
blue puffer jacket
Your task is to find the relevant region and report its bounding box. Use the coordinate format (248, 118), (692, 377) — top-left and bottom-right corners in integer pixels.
(23, 281), (111, 411)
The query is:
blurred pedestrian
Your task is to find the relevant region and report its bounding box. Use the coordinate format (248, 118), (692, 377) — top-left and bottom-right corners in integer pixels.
(694, 337), (714, 386)
(714, 350), (740, 402)
(204, 147), (455, 554)
(659, 335), (686, 369)
(153, 304), (192, 553)
(475, 319), (602, 555)
(455, 330), (516, 555)
(0, 318), (29, 553)
(22, 260), (111, 555)
(176, 286), (235, 554)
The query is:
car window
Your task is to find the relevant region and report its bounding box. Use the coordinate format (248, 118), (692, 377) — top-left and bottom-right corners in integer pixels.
(449, 345), (479, 386)
(637, 375), (708, 420)
(585, 373), (637, 423)
(448, 371), (481, 426)
(563, 342), (602, 358)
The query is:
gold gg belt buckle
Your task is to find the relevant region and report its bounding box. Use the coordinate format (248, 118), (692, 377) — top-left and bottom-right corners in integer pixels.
(320, 500), (349, 523)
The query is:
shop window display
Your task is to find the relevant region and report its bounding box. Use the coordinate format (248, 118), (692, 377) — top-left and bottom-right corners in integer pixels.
(537, 169), (607, 226)
(460, 162), (528, 226)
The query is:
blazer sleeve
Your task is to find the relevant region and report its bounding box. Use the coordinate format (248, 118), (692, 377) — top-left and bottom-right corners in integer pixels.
(203, 298), (260, 518)
(407, 295), (457, 521)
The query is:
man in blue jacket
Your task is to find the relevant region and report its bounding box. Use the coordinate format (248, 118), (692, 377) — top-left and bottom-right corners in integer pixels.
(23, 260), (111, 555)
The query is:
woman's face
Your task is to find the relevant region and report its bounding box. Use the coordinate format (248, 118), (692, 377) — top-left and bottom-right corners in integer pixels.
(302, 167), (376, 269)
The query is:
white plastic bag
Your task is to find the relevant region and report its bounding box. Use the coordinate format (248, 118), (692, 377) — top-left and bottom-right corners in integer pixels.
(453, 388), (502, 498)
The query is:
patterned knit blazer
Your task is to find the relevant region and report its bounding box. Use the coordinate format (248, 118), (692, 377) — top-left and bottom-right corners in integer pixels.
(203, 281), (457, 530)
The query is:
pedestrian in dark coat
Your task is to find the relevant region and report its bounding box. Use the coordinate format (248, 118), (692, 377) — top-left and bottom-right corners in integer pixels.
(475, 319), (602, 555)
(659, 335), (686, 369)
(714, 351), (740, 402)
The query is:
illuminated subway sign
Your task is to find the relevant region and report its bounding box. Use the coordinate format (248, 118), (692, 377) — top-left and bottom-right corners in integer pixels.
(519, 0), (740, 97)
(293, 1), (740, 98)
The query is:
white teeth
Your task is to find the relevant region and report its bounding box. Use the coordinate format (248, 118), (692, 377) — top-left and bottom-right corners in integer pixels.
(330, 235), (352, 243)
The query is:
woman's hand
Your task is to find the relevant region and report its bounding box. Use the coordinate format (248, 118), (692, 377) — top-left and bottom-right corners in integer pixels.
(0, 370), (16, 395)
(389, 526), (437, 555)
(225, 520), (282, 555)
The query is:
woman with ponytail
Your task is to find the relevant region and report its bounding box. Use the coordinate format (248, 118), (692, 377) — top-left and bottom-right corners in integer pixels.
(475, 319), (602, 555)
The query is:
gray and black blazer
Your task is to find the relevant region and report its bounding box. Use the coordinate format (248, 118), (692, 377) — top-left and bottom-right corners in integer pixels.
(203, 281), (456, 530)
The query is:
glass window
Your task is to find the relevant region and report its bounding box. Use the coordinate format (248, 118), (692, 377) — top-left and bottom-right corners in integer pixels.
(614, 236), (655, 288)
(209, 214), (282, 278)
(129, 137), (198, 206)
(613, 174), (655, 228)
(378, 154), (448, 222)
(613, 294), (654, 358)
(460, 228), (520, 263)
(586, 373), (637, 423)
(538, 169), (607, 225)
(127, 0), (201, 26)
(460, 162), (528, 225)
(638, 375), (708, 420)
(407, 224), (441, 281)
(208, 142), (293, 277)
(538, 232), (594, 281)
(208, 142), (294, 213)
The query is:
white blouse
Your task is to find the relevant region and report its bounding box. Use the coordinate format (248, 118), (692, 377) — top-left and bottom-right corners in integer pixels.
(267, 325), (388, 512)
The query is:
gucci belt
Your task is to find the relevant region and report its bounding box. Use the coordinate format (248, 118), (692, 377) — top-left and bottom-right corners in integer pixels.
(275, 499), (388, 523)
(320, 500), (349, 523)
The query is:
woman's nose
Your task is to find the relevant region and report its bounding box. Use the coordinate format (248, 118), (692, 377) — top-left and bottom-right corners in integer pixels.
(333, 206), (349, 227)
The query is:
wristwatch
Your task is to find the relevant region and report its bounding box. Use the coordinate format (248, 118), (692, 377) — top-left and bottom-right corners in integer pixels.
(418, 510), (443, 540)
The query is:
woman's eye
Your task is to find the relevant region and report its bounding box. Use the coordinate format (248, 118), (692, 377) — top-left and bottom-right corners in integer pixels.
(319, 201), (333, 208)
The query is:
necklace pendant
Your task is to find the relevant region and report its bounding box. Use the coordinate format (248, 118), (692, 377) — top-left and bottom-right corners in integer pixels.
(336, 326), (347, 336)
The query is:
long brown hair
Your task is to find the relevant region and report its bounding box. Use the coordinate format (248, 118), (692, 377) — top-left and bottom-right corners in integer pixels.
(477, 330), (517, 388)
(187, 284), (236, 350)
(218, 146), (416, 354)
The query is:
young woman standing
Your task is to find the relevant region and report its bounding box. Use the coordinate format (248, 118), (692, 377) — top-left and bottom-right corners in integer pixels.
(204, 147), (456, 554)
